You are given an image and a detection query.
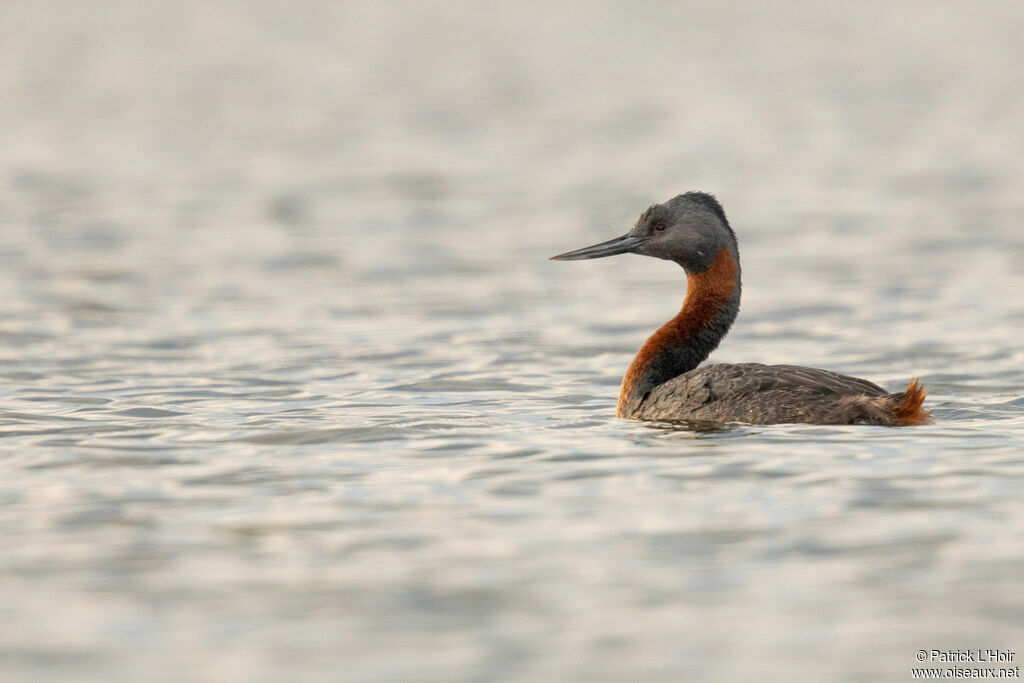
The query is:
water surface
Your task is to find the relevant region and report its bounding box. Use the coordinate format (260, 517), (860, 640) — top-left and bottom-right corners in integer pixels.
(2, 1), (1024, 681)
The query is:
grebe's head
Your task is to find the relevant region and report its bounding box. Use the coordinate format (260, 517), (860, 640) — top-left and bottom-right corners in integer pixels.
(550, 192), (737, 273)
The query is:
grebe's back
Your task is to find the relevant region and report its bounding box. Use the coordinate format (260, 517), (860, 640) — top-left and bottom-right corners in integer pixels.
(634, 363), (929, 426)
(551, 192), (931, 427)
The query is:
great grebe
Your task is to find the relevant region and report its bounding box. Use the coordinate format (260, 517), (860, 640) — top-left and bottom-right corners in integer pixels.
(551, 192), (930, 426)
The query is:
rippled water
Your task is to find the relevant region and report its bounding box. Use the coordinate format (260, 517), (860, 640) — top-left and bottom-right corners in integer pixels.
(2, 1), (1024, 681)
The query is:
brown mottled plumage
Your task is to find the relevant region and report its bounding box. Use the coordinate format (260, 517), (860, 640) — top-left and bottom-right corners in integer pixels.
(551, 192), (932, 427)
(633, 363), (930, 426)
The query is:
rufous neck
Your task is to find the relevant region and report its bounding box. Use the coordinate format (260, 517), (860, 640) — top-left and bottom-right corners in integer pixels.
(617, 246), (740, 416)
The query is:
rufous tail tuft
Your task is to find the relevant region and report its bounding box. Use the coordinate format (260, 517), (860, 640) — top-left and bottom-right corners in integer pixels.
(891, 379), (932, 426)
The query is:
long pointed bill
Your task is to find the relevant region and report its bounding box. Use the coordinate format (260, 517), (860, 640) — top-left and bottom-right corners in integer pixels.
(549, 233), (648, 261)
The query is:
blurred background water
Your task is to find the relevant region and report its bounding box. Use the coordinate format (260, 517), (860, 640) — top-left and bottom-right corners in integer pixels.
(2, 1), (1024, 681)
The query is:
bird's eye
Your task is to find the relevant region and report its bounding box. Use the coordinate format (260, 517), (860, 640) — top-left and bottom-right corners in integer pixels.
(654, 221), (667, 232)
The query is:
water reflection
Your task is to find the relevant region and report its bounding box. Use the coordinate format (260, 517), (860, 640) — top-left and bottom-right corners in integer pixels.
(2, 1), (1024, 681)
